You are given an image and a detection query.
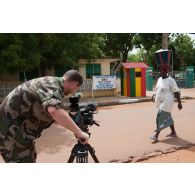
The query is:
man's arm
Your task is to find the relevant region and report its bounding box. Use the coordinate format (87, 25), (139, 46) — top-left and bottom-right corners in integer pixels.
(47, 106), (89, 143)
(174, 91), (182, 110)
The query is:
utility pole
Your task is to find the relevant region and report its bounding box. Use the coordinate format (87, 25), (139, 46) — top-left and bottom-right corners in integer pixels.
(162, 33), (168, 49)
(162, 33), (173, 74)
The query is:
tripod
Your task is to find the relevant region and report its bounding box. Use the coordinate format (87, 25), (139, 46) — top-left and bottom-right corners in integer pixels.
(67, 141), (99, 163)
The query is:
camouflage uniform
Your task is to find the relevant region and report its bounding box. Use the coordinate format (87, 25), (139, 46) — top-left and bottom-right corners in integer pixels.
(0, 76), (65, 162)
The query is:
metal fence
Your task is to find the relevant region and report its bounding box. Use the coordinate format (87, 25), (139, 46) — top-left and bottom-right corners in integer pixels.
(79, 79), (92, 92)
(1, 73), (192, 99)
(0, 82), (22, 98)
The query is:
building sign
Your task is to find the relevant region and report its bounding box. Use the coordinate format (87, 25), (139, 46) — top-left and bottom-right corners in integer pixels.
(92, 75), (116, 90)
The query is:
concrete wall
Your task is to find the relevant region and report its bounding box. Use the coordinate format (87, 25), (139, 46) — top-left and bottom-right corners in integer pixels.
(79, 58), (120, 79)
(0, 73), (20, 82)
(0, 66), (55, 82)
(0, 58), (120, 82)
(0, 59), (121, 98)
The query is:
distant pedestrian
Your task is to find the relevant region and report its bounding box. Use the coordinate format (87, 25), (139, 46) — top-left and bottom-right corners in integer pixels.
(150, 65), (182, 143)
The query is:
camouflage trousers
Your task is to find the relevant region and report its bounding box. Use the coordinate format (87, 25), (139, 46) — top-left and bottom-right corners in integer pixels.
(0, 131), (37, 163)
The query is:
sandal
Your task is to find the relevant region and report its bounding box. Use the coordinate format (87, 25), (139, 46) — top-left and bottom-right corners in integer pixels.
(166, 133), (177, 138)
(150, 136), (158, 142)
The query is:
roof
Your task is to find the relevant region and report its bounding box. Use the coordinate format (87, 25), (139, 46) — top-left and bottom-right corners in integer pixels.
(122, 62), (149, 69)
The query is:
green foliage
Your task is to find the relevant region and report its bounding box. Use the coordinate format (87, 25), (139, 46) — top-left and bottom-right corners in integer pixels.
(1, 33), (194, 75)
(131, 33), (162, 69)
(169, 33), (195, 70)
(0, 33), (105, 75)
(104, 33), (136, 62)
(128, 48), (145, 62)
(133, 33), (162, 51)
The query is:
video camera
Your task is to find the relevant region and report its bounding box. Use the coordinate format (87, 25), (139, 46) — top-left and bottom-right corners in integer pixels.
(68, 93), (100, 163)
(69, 93), (99, 133)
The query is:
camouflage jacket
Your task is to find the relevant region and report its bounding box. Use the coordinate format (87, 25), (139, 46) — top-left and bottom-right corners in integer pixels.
(0, 76), (65, 141)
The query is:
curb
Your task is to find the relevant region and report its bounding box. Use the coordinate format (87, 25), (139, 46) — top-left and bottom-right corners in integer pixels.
(64, 96), (194, 109)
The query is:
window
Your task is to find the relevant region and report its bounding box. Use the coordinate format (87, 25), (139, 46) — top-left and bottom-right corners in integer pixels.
(86, 64), (101, 79)
(135, 72), (141, 77)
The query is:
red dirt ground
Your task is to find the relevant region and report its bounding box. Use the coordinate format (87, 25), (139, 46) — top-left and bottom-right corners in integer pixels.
(140, 146), (195, 163)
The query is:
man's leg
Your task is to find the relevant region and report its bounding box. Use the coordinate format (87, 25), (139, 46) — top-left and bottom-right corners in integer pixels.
(1, 136), (37, 163)
(150, 111), (161, 142)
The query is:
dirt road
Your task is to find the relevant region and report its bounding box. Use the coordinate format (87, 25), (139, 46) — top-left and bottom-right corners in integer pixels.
(1, 98), (195, 163)
(140, 146), (195, 163)
(35, 99), (195, 163)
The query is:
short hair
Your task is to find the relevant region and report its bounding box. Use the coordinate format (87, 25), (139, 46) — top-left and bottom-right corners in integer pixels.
(63, 70), (83, 86)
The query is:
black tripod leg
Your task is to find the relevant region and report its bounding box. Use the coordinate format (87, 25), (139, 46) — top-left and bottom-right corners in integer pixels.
(67, 152), (75, 163)
(88, 144), (99, 163)
(67, 145), (77, 163)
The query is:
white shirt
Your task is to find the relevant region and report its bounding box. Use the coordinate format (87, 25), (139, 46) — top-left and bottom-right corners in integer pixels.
(155, 76), (180, 113)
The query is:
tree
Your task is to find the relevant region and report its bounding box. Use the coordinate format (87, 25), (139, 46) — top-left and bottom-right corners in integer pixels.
(169, 33), (195, 70)
(0, 33), (105, 76)
(0, 34), (41, 74)
(104, 33), (136, 62)
(129, 33), (163, 68)
(133, 33), (162, 51)
(34, 33), (105, 75)
(128, 48), (146, 62)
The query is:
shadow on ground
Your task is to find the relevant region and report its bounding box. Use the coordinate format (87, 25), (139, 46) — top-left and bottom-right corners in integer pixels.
(35, 123), (76, 155)
(160, 137), (192, 147)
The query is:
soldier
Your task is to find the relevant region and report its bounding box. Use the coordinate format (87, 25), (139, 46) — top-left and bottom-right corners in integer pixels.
(0, 70), (89, 162)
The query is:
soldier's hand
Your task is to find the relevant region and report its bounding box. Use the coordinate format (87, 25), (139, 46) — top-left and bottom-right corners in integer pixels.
(75, 131), (89, 144)
(152, 94), (156, 103)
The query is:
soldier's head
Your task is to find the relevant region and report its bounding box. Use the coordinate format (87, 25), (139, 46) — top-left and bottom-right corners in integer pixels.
(63, 70), (83, 95)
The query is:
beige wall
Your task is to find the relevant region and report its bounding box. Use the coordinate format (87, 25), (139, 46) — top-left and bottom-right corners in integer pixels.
(0, 66), (55, 82)
(79, 58), (121, 78)
(79, 64), (86, 79)
(0, 58), (121, 82)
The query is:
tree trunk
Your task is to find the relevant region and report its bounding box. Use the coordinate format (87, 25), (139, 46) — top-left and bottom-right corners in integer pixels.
(122, 52), (128, 62)
(162, 33), (168, 49)
(40, 61), (47, 76)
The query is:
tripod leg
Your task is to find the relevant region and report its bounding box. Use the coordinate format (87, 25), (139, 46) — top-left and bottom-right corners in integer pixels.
(67, 152), (75, 163)
(67, 145), (77, 163)
(87, 144), (99, 163)
(76, 155), (88, 163)
(76, 149), (88, 163)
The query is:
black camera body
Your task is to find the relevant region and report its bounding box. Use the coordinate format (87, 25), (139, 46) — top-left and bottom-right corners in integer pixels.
(69, 93), (98, 132)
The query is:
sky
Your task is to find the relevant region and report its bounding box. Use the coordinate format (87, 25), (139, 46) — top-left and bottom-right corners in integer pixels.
(188, 33), (195, 40)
